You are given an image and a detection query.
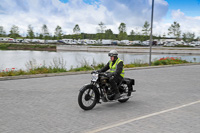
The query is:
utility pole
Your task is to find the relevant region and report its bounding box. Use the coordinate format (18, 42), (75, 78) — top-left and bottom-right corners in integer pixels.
(149, 0), (154, 66)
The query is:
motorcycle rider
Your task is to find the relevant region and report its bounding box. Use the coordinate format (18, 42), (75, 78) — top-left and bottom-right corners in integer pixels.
(97, 50), (124, 100)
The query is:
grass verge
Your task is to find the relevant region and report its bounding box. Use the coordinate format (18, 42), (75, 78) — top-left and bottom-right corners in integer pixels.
(0, 57), (191, 77)
(0, 43), (56, 51)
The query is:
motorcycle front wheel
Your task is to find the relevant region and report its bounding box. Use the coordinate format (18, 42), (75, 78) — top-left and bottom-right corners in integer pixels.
(78, 86), (97, 110)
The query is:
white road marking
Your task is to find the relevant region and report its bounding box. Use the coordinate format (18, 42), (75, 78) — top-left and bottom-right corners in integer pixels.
(87, 100), (200, 133)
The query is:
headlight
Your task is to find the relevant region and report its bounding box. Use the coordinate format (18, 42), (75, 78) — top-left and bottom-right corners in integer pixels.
(91, 73), (98, 82)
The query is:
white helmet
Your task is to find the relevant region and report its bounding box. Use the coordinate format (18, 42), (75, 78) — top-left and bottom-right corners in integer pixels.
(108, 50), (118, 57)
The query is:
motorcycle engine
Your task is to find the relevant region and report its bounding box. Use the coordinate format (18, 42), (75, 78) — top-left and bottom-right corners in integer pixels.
(100, 76), (108, 84)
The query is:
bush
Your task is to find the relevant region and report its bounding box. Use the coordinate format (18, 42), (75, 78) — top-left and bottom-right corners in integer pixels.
(124, 64), (135, 68)
(152, 57), (189, 65)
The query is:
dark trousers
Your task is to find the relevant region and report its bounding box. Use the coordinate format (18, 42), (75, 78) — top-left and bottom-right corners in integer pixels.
(109, 76), (123, 94)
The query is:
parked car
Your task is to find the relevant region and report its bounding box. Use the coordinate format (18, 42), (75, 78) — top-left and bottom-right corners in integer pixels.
(164, 42), (176, 47)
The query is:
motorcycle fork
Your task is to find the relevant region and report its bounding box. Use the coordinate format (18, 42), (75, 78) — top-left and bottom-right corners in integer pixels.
(99, 86), (109, 102)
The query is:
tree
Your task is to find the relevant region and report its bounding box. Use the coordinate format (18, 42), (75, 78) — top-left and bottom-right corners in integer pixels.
(118, 22), (126, 33)
(9, 25), (20, 39)
(54, 25), (63, 40)
(182, 32), (195, 42)
(105, 29), (115, 39)
(0, 26), (6, 37)
(129, 30), (135, 40)
(41, 24), (50, 40)
(163, 33), (166, 38)
(97, 22), (106, 33)
(118, 22), (128, 40)
(96, 22), (106, 39)
(73, 24), (80, 34)
(39, 34), (43, 39)
(142, 21), (150, 36)
(168, 21), (181, 38)
(130, 30), (135, 35)
(27, 25), (34, 39)
(158, 35), (162, 41)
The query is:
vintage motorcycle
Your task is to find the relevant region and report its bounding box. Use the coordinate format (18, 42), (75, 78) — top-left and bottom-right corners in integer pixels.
(78, 67), (135, 110)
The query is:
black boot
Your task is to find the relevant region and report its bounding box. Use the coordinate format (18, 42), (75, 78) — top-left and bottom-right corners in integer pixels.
(114, 92), (120, 100)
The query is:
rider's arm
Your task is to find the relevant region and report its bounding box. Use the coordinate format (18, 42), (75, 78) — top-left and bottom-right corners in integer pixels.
(99, 62), (109, 72)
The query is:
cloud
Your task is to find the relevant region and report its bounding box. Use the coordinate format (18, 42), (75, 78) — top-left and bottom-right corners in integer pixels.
(101, 0), (168, 24)
(0, 0), (181, 36)
(151, 9), (200, 37)
(170, 9), (200, 36)
(99, 0), (169, 34)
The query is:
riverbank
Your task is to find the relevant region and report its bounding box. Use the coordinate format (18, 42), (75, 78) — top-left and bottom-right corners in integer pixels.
(0, 43), (56, 51)
(57, 45), (200, 55)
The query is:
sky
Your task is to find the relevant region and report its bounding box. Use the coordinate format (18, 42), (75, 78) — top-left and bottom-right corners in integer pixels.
(0, 0), (200, 37)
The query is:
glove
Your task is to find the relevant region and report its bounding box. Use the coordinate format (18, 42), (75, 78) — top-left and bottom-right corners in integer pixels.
(91, 70), (96, 74)
(97, 70), (101, 73)
(91, 70), (101, 74)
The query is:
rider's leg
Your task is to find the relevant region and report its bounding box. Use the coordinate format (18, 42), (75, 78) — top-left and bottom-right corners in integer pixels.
(109, 77), (120, 99)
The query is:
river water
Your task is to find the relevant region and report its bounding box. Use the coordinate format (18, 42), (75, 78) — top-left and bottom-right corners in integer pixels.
(1, 50), (200, 71)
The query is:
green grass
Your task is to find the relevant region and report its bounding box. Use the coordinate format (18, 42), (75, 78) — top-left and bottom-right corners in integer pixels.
(0, 43), (56, 50)
(164, 45), (194, 47)
(0, 57), (191, 77)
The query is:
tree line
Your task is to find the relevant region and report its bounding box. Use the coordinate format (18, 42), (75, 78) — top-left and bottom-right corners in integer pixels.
(0, 21), (199, 42)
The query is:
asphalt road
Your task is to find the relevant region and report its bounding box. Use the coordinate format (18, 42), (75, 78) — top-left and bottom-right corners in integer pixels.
(0, 65), (200, 133)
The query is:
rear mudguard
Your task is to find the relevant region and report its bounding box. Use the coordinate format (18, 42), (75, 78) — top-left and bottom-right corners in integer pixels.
(122, 78), (135, 93)
(123, 78), (135, 86)
(79, 84), (100, 103)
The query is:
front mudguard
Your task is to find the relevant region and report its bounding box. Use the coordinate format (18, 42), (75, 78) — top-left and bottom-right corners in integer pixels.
(79, 84), (100, 103)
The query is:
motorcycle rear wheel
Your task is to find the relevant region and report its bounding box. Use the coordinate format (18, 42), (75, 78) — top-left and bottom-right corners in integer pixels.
(118, 97), (129, 103)
(78, 86), (97, 110)
(118, 83), (130, 103)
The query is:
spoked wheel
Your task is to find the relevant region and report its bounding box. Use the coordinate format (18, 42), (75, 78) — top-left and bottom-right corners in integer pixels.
(118, 83), (130, 103)
(78, 86), (97, 110)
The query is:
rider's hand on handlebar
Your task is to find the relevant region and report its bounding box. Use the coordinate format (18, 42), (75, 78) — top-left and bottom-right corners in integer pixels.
(97, 70), (101, 73)
(91, 70), (101, 74)
(91, 70), (96, 74)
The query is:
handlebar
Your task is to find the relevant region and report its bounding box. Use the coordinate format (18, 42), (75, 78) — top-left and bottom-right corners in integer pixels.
(99, 72), (108, 77)
(91, 71), (109, 76)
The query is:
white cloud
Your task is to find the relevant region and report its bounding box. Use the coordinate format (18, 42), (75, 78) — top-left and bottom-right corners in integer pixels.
(3, 0), (199, 38)
(170, 9), (200, 36)
(142, 9), (200, 37)
(1, 0), (111, 35)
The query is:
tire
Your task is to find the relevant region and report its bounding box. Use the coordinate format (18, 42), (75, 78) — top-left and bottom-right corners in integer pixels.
(78, 86), (97, 110)
(118, 98), (129, 103)
(118, 83), (130, 103)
